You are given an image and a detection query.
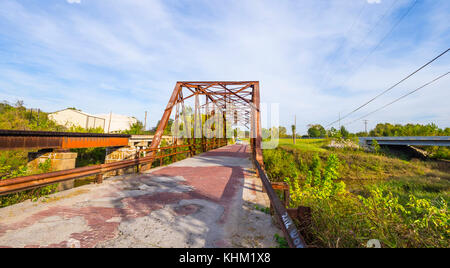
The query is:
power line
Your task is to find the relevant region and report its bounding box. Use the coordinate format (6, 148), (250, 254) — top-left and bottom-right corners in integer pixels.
(319, 1), (367, 88)
(325, 47), (450, 127)
(322, 0), (400, 89)
(336, 0), (419, 88)
(357, 0), (400, 47)
(343, 71), (450, 126)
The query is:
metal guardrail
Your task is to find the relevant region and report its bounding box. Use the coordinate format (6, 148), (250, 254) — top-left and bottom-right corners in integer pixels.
(253, 159), (307, 248)
(0, 139), (227, 196)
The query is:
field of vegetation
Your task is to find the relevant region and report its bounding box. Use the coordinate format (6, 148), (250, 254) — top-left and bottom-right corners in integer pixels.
(263, 138), (449, 248)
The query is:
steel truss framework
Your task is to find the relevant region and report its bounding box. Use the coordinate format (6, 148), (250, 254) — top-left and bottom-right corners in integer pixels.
(149, 81), (263, 164)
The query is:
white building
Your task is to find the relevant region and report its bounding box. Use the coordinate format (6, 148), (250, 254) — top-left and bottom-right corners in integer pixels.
(49, 109), (138, 133)
(49, 109), (106, 130)
(95, 113), (138, 133)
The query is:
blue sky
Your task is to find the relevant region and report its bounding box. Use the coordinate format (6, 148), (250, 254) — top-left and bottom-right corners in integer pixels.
(0, 0), (449, 134)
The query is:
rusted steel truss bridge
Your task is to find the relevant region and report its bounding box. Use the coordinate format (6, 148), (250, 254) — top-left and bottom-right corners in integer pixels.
(0, 81), (306, 248)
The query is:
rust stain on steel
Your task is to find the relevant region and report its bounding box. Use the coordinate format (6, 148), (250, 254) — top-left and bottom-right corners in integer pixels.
(0, 130), (130, 150)
(0, 136), (61, 150)
(61, 137), (129, 149)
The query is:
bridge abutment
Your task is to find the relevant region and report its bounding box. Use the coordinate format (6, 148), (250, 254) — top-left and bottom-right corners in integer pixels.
(27, 150), (78, 191)
(104, 146), (137, 178)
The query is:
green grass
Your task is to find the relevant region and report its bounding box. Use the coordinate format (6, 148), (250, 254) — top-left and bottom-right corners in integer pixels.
(274, 138), (450, 200)
(275, 139), (449, 181)
(361, 176), (450, 205)
(273, 233), (289, 248)
(263, 138), (450, 248)
(277, 138), (328, 152)
(254, 205), (270, 214)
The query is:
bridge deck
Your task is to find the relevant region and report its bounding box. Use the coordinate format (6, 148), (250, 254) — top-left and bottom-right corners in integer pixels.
(0, 144), (281, 248)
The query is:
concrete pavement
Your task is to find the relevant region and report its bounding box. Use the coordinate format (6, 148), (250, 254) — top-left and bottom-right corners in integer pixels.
(0, 144), (281, 248)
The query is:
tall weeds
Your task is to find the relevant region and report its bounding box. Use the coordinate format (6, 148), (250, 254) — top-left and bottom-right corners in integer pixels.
(263, 148), (449, 248)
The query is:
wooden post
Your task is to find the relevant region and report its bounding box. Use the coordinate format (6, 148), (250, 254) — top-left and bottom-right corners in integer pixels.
(96, 173), (103, 184)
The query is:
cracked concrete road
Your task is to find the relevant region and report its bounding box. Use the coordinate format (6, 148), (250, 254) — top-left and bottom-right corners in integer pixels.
(0, 144), (282, 248)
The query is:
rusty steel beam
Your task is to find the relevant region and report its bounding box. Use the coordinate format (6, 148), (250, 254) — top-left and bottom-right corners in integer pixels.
(252, 82), (263, 165)
(180, 81), (259, 85)
(0, 130), (130, 150)
(149, 81), (261, 144)
(148, 82), (182, 154)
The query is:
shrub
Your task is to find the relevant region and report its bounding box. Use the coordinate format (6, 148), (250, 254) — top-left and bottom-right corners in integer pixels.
(263, 148), (298, 182)
(0, 159), (58, 208)
(276, 149), (449, 248)
(372, 139), (380, 154)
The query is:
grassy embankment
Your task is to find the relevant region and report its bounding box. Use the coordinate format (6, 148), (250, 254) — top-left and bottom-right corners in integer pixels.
(263, 138), (449, 248)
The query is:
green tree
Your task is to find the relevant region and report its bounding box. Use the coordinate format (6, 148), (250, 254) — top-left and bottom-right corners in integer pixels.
(307, 124), (326, 138)
(125, 121), (145, 135)
(340, 126), (350, 139)
(151, 118), (174, 135)
(369, 123), (446, 137)
(0, 101), (65, 131)
(233, 128), (238, 138)
(279, 126), (287, 138)
(327, 127), (341, 138)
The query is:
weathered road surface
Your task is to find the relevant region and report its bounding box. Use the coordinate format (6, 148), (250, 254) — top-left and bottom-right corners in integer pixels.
(0, 144), (281, 248)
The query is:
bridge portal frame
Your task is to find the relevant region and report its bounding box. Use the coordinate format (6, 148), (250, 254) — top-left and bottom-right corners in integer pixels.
(148, 81), (263, 166)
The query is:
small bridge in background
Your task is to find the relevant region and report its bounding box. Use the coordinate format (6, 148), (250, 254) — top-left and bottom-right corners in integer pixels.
(359, 136), (450, 147)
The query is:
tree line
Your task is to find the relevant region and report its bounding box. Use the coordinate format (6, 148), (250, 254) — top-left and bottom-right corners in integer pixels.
(262, 123), (449, 139)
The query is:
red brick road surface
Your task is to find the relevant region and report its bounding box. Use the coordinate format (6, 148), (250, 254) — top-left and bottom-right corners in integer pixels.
(0, 144), (280, 248)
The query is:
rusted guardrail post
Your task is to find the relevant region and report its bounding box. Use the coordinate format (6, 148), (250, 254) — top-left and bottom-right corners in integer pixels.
(254, 160), (307, 248)
(172, 146), (177, 163)
(271, 182), (290, 207)
(95, 173), (103, 184)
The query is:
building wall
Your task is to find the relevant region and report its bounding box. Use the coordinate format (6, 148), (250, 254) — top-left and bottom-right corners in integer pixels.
(49, 109), (106, 130)
(49, 109), (88, 128)
(96, 113), (138, 133)
(86, 116), (106, 129)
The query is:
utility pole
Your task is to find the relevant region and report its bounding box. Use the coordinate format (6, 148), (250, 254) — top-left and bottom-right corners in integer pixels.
(144, 111), (147, 131)
(294, 114), (296, 144)
(363, 120), (369, 134)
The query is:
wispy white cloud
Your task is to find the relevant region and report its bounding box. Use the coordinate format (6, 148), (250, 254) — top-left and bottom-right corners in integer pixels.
(67, 0), (81, 4)
(0, 0), (448, 134)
